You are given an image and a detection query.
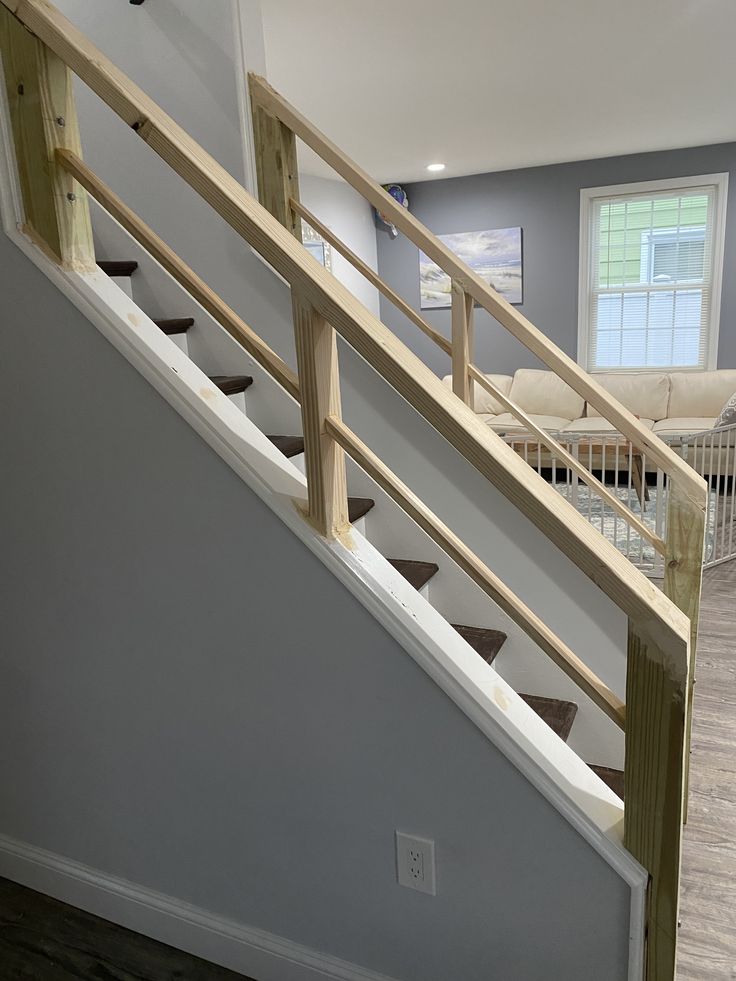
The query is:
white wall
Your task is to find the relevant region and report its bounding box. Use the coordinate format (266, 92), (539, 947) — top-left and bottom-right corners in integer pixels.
(300, 174), (381, 317)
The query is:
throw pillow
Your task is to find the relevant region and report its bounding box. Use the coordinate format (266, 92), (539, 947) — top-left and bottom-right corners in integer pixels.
(715, 391), (736, 428)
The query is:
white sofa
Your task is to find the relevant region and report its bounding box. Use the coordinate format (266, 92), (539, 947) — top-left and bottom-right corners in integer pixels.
(443, 368), (736, 439)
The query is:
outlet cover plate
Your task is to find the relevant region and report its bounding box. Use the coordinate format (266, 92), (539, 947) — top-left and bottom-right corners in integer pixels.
(396, 831), (436, 895)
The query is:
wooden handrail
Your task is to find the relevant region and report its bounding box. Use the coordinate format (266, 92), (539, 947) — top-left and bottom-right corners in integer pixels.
(56, 149), (299, 401)
(0, 0), (689, 651)
(248, 73), (707, 506)
(290, 198), (451, 356)
(327, 413), (626, 729)
(468, 365), (666, 556)
(293, 189), (665, 556)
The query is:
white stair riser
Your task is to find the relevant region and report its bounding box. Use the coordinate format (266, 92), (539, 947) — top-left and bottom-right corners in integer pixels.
(109, 274), (134, 299)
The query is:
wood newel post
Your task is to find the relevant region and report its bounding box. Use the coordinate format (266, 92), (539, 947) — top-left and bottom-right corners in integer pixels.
(663, 478), (706, 820)
(0, 7), (94, 268)
(625, 618), (689, 981)
(451, 281), (474, 407)
(249, 76), (300, 238)
(292, 291), (349, 538)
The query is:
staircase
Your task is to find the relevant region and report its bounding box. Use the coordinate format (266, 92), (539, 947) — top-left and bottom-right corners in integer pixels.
(96, 254), (624, 793)
(0, 1), (706, 977)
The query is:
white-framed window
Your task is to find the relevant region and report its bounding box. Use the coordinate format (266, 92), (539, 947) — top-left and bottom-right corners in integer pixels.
(578, 174), (728, 372)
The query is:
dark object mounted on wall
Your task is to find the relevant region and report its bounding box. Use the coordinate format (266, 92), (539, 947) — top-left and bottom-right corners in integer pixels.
(129, 0), (145, 5)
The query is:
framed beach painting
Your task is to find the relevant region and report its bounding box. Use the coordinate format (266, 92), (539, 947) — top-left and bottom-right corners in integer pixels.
(419, 227), (523, 308)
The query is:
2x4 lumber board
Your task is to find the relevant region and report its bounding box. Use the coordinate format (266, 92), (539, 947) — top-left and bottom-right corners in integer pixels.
(251, 97), (300, 236)
(468, 365), (666, 556)
(17, 0), (688, 647)
(292, 295), (349, 538)
(326, 413), (625, 729)
(664, 479), (706, 820)
(248, 73), (706, 502)
(451, 284), (474, 406)
(290, 197), (451, 356)
(625, 619), (688, 981)
(0, 4), (93, 267)
(56, 149), (299, 401)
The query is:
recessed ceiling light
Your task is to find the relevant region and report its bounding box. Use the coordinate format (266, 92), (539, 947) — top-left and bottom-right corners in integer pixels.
(426, 163), (445, 173)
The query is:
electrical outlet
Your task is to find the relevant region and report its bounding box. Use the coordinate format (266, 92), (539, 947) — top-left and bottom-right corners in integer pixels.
(396, 831), (436, 895)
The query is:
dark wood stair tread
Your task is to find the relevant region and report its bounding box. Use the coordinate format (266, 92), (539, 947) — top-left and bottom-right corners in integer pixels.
(452, 625), (506, 664)
(520, 693), (578, 742)
(267, 435), (305, 458)
(388, 559), (439, 591)
(348, 497), (375, 523)
(154, 318), (194, 335)
(589, 765), (625, 800)
(98, 260), (138, 277)
(209, 375), (254, 396)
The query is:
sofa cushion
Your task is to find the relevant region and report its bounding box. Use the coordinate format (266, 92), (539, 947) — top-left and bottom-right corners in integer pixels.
(442, 373), (513, 414)
(652, 417), (716, 435)
(562, 417), (655, 434)
(486, 413), (571, 434)
(668, 370), (736, 419)
(508, 369), (584, 420)
(589, 372), (670, 421)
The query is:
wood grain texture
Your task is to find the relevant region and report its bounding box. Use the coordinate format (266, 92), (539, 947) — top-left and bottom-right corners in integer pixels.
(326, 413), (626, 728)
(56, 149), (299, 401)
(290, 197), (451, 355)
(0, 876), (248, 979)
(676, 560), (736, 980)
(451, 283), (474, 406)
(250, 83), (299, 236)
(8, 6), (686, 646)
(625, 619), (689, 981)
(0, 4), (94, 268)
(664, 480), (706, 819)
(292, 293), (349, 538)
(247, 73), (707, 502)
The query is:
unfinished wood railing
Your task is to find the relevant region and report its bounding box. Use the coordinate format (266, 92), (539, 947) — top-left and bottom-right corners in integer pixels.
(0, 2), (705, 977)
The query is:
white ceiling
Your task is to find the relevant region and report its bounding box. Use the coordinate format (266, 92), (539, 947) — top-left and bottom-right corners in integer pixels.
(260, 0), (736, 184)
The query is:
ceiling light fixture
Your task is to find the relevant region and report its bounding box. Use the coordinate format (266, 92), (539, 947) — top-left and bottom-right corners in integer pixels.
(426, 163), (445, 173)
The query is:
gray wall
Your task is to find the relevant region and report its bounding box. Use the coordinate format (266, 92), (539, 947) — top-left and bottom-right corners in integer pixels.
(0, 232), (632, 980)
(376, 143), (736, 376)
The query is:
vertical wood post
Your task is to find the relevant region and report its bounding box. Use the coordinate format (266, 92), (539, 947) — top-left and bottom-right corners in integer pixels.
(0, 7), (94, 268)
(292, 291), (349, 538)
(624, 619), (689, 981)
(663, 479), (706, 820)
(249, 76), (300, 237)
(451, 281), (474, 407)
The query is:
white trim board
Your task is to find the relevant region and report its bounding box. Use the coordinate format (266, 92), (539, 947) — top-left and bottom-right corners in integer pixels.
(577, 172), (728, 374)
(0, 833), (400, 981)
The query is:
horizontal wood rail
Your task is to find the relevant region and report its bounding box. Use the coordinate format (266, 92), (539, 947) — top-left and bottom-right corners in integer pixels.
(248, 73), (707, 507)
(290, 197), (451, 356)
(326, 413), (626, 729)
(54, 149), (299, 401)
(467, 365), (666, 556)
(0, 0), (689, 647)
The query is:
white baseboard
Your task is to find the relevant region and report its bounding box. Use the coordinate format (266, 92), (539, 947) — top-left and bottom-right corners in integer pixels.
(0, 833), (399, 981)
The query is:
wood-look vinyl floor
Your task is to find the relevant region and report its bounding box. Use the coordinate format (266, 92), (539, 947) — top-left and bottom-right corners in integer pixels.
(0, 876), (250, 980)
(0, 564), (733, 978)
(678, 559), (736, 980)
